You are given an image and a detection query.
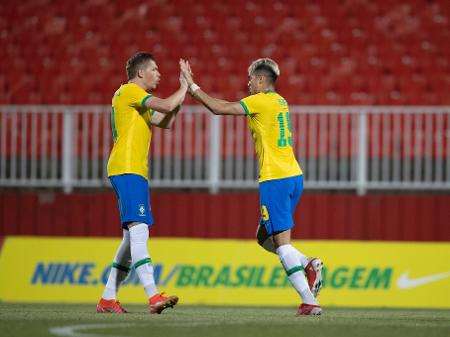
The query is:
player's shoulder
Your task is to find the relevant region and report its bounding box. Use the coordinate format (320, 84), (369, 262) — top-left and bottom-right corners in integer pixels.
(263, 91), (288, 108)
(242, 92), (265, 102)
(251, 91), (288, 105)
(275, 94), (289, 108)
(112, 83), (130, 98)
(120, 83), (148, 95)
(114, 83), (148, 102)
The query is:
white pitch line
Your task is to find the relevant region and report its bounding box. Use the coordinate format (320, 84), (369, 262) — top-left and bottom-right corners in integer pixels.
(49, 323), (136, 337)
(50, 320), (236, 337)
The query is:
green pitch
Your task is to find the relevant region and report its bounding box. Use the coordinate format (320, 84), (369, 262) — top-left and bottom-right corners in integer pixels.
(1, 303), (449, 337)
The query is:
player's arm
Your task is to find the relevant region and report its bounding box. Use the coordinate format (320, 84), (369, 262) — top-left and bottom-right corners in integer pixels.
(143, 88), (186, 114)
(151, 106), (180, 129)
(191, 89), (246, 116)
(144, 62), (188, 114)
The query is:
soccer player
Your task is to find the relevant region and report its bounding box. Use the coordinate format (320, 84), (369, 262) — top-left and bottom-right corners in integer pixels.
(96, 52), (188, 314)
(180, 58), (324, 315)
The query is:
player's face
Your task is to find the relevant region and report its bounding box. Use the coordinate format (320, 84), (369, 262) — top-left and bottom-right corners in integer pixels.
(142, 60), (161, 90)
(248, 74), (258, 94)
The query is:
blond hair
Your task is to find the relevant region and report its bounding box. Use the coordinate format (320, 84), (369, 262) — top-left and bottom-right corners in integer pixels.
(248, 58), (280, 78)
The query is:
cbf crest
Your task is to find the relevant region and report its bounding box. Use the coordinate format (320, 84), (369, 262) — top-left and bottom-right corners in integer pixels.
(138, 204), (146, 216)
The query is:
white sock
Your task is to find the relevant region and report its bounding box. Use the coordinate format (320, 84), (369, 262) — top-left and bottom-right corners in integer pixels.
(276, 244), (318, 305)
(102, 229), (132, 300)
(129, 223), (158, 299)
(295, 248), (309, 267)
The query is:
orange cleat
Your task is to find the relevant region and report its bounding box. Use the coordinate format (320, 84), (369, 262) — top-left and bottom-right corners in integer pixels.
(149, 293), (179, 314)
(296, 303), (322, 316)
(96, 298), (128, 313)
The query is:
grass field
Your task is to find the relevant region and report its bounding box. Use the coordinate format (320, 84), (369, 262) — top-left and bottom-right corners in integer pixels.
(1, 303), (449, 337)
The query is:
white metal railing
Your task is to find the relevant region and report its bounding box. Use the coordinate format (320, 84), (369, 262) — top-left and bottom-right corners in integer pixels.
(0, 105), (449, 194)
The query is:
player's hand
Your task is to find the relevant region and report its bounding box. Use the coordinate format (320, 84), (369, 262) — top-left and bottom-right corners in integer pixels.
(180, 59), (194, 86)
(179, 75), (188, 90)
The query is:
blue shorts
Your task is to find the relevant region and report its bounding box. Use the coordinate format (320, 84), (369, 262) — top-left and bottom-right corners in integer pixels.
(259, 175), (303, 235)
(109, 174), (154, 228)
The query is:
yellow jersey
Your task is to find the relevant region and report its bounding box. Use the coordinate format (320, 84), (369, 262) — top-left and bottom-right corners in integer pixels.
(107, 83), (153, 179)
(240, 91), (302, 182)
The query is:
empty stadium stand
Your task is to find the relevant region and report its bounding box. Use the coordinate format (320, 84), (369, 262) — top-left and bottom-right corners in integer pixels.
(0, 0), (449, 105)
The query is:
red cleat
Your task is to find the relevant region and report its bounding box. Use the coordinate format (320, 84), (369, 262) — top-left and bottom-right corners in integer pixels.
(96, 298), (128, 313)
(296, 303), (322, 316)
(305, 258), (323, 297)
(149, 293), (179, 314)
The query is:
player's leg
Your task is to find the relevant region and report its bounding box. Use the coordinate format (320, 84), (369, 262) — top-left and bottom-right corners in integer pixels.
(260, 176), (321, 315)
(97, 229), (131, 313)
(128, 221), (157, 298)
(273, 229), (318, 304)
(121, 174), (178, 314)
(258, 176), (314, 269)
(97, 176), (133, 313)
(105, 174), (177, 314)
(290, 175), (324, 298)
(127, 221), (178, 314)
(256, 224), (276, 254)
(102, 229), (131, 299)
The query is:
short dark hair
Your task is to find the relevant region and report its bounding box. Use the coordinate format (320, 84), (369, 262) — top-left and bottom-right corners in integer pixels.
(126, 52), (155, 80)
(252, 64), (278, 85)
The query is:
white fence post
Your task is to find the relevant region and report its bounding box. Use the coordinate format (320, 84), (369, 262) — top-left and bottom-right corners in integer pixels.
(357, 109), (368, 195)
(209, 115), (221, 194)
(62, 108), (73, 193)
(1, 105), (450, 192)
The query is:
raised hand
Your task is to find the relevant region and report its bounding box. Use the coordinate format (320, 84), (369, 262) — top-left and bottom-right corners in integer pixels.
(179, 74), (188, 90)
(180, 59), (194, 86)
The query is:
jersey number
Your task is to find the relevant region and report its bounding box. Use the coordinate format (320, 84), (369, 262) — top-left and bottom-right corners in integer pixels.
(277, 112), (292, 147)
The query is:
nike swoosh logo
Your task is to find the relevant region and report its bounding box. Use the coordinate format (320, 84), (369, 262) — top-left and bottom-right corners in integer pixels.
(396, 271), (450, 289)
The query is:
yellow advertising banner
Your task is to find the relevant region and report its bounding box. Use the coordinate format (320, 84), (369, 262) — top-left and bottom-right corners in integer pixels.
(0, 237), (449, 308)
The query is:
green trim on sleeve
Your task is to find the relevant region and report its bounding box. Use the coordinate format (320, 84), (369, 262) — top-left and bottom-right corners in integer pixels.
(150, 109), (155, 116)
(141, 94), (152, 108)
(239, 100), (250, 116)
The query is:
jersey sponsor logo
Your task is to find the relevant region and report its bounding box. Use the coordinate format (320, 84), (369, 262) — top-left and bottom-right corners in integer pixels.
(396, 271), (450, 289)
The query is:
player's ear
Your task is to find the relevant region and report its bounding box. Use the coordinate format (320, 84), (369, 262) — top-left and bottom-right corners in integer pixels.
(137, 68), (144, 78)
(257, 75), (265, 85)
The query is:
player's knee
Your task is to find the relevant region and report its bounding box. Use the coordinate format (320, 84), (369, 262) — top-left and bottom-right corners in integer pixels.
(259, 236), (277, 254)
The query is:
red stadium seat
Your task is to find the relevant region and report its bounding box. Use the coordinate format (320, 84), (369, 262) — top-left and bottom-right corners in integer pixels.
(0, 0), (448, 106)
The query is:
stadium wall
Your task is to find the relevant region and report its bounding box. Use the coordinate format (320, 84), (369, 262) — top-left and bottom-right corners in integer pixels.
(0, 191), (449, 241)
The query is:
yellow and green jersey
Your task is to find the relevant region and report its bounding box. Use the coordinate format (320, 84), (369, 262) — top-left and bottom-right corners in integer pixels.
(240, 91), (302, 182)
(107, 83), (154, 180)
